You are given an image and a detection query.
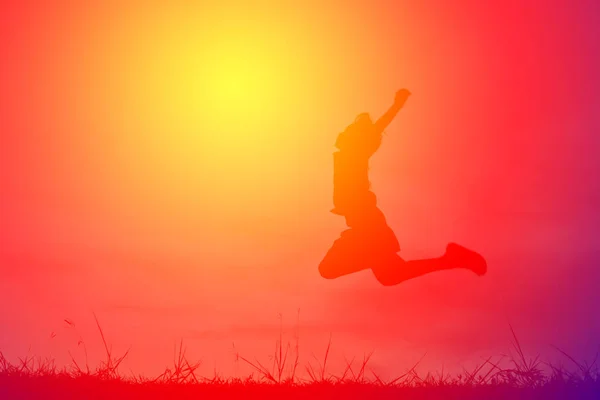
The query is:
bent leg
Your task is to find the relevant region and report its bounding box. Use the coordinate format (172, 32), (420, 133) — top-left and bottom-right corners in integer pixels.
(318, 229), (371, 279)
(320, 206), (402, 280)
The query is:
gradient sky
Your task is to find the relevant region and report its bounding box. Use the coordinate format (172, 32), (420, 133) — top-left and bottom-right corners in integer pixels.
(1, 0), (599, 379)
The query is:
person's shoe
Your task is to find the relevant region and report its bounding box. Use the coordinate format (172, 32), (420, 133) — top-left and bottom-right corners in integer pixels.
(445, 243), (487, 276)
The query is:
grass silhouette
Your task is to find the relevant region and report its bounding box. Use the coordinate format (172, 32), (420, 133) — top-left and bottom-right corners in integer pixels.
(1, 318), (598, 399)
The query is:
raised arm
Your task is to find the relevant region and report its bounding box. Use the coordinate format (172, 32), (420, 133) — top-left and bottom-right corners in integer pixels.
(373, 89), (411, 134)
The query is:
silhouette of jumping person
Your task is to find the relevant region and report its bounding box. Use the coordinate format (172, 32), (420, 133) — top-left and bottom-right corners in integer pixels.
(319, 89), (487, 286)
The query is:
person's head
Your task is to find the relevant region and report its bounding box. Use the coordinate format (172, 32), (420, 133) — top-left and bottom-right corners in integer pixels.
(354, 112), (373, 126)
(336, 112), (374, 149)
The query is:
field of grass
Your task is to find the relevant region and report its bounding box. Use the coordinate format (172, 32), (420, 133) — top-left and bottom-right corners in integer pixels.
(1, 320), (598, 399)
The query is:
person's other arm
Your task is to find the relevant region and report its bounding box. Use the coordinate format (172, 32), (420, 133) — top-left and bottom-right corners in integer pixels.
(373, 89), (411, 134)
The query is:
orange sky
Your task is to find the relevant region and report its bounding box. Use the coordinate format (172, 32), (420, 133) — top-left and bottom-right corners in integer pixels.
(1, 0), (599, 378)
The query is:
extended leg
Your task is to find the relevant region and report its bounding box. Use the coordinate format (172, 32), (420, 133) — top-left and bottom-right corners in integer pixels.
(371, 243), (487, 286)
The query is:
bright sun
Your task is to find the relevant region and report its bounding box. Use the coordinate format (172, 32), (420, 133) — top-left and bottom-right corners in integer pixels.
(203, 38), (280, 127)
(114, 12), (319, 195)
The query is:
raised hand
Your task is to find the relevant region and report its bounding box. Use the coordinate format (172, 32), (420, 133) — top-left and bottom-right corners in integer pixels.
(395, 88), (411, 106)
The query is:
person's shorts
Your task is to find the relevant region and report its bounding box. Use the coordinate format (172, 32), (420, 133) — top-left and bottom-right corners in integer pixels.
(341, 206), (401, 253)
(318, 214), (401, 279)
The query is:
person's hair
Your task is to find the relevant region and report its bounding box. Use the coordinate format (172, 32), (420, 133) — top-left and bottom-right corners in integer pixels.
(335, 112), (379, 151)
(354, 113), (372, 124)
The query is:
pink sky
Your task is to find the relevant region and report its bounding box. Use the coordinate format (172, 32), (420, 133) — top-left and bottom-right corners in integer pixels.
(1, 0), (599, 379)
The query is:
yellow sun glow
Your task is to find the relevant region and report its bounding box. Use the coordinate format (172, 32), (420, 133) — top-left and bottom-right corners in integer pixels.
(91, 7), (331, 215)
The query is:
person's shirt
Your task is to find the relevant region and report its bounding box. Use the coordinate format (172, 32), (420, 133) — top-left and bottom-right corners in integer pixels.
(331, 122), (383, 215)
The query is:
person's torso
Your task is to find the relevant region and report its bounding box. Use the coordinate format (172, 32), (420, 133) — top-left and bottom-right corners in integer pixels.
(331, 124), (383, 214)
(333, 151), (370, 193)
